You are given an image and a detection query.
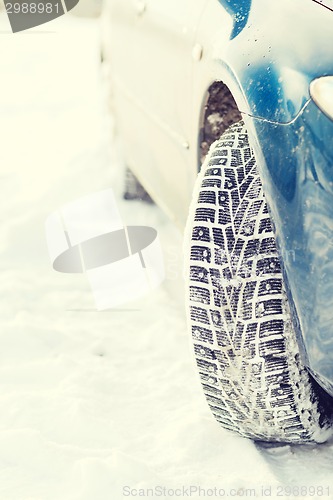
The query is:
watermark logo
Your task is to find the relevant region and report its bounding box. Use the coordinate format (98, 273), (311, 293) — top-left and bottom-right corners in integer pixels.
(45, 189), (165, 310)
(4, 0), (80, 33)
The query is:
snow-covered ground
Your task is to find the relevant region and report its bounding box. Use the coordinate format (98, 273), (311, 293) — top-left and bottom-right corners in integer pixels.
(0, 12), (332, 500)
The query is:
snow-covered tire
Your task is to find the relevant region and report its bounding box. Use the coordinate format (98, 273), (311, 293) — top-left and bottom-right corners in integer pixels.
(185, 121), (333, 444)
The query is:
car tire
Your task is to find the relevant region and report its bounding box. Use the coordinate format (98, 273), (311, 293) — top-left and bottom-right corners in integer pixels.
(123, 167), (153, 203)
(185, 120), (333, 444)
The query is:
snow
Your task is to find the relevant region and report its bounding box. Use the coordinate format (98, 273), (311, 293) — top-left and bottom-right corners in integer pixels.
(0, 11), (332, 500)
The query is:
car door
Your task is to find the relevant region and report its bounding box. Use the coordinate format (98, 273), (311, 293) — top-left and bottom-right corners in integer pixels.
(107, 0), (208, 224)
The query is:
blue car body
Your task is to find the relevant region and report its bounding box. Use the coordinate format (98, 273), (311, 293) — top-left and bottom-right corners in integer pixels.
(218, 0), (333, 395)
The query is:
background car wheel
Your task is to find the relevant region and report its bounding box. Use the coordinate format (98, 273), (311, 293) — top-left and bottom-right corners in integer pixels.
(123, 167), (153, 203)
(185, 121), (333, 444)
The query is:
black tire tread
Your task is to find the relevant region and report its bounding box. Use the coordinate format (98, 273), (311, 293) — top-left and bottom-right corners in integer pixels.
(186, 121), (333, 444)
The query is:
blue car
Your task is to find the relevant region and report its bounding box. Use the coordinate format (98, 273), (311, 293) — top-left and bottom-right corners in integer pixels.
(102, 0), (333, 443)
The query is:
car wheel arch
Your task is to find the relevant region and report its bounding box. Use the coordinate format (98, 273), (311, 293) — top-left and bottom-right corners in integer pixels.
(197, 79), (248, 169)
